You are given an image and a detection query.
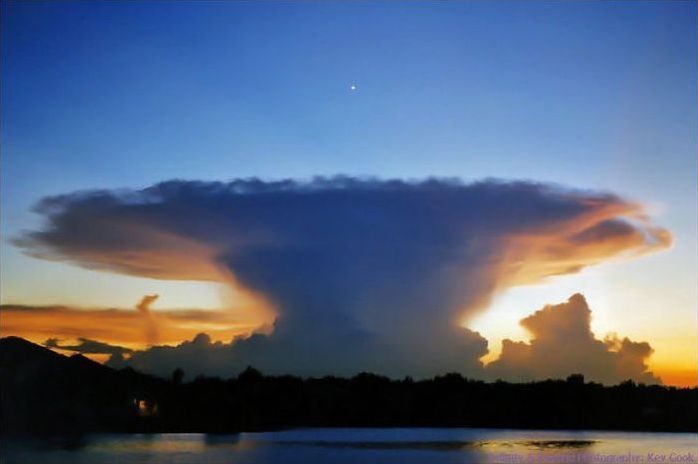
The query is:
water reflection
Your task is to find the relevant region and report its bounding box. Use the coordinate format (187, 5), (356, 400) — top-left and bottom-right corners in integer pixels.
(2, 429), (696, 464)
(271, 440), (478, 450)
(519, 440), (596, 449)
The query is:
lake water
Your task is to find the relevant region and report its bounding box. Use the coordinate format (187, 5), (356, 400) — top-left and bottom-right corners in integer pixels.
(2, 428), (696, 463)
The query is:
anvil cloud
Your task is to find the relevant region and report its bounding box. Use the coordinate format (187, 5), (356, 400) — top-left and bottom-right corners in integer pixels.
(14, 177), (671, 377)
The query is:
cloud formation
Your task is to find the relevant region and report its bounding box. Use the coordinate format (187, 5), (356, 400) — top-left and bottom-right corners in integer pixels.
(14, 177), (671, 377)
(3, 295), (661, 384)
(0, 304), (260, 348)
(44, 337), (133, 355)
(485, 294), (660, 385)
(103, 293), (660, 385)
(136, 294), (160, 345)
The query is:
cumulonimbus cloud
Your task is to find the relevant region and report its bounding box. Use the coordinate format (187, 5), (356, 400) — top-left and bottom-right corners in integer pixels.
(13, 177), (671, 377)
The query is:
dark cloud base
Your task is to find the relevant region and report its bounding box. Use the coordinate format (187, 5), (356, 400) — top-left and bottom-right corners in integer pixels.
(106, 293), (659, 385)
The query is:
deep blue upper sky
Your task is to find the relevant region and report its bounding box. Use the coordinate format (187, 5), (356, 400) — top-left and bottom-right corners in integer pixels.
(3, 1), (695, 191)
(1, 1), (696, 313)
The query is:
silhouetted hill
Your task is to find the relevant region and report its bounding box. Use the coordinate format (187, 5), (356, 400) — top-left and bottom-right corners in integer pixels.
(0, 336), (65, 366)
(0, 337), (159, 435)
(1, 337), (696, 435)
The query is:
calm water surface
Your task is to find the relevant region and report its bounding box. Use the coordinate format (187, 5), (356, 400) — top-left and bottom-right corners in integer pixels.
(3, 428), (696, 463)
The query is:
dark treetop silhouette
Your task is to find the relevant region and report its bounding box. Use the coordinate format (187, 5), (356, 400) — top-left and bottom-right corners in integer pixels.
(1, 337), (696, 436)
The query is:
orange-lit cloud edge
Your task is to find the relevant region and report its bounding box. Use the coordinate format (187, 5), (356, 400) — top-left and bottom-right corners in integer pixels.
(0, 303), (259, 351)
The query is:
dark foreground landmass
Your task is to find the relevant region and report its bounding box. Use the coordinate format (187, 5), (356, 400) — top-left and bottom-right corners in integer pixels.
(1, 336), (696, 435)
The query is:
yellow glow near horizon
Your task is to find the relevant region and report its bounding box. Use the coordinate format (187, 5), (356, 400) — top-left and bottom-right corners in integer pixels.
(468, 260), (697, 387)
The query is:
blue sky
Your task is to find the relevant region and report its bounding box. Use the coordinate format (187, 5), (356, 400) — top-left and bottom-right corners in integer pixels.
(3, 2), (695, 193)
(1, 1), (696, 382)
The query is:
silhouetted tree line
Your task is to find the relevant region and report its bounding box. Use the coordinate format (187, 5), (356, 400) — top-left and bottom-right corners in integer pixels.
(1, 337), (696, 436)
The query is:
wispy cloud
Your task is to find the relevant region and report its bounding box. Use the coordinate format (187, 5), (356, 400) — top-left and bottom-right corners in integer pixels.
(44, 337), (133, 355)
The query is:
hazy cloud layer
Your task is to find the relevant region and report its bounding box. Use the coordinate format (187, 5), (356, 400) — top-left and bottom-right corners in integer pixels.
(14, 177), (671, 377)
(0, 304), (260, 347)
(486, 294), (660, 385)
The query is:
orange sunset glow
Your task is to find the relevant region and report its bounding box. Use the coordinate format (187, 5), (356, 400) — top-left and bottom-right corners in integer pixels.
(1, 2), (696, 457)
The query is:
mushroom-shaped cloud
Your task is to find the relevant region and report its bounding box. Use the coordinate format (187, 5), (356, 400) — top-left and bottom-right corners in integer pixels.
(15, 177), (670, 376)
